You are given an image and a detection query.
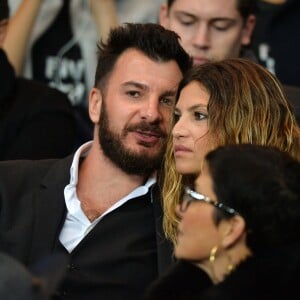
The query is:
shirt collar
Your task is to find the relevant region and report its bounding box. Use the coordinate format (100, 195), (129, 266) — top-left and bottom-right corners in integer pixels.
(68, 141), (157, 189)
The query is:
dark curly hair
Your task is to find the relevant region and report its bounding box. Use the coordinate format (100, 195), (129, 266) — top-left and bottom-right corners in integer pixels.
(206, 144), (300, 254)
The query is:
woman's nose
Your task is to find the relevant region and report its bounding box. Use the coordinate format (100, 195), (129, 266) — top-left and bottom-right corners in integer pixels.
(172, 119), (188, 139)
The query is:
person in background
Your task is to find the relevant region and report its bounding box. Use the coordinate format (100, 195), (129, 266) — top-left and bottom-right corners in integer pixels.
(252, 0), (300, 87)
(0, 23), (192, 300)
(161, 58), (300, 245)
(159, 0), (257, 65)
(0, 252), (68, 300)
(0, 0), (76, 160)
(5, 0), (119, 145)
(144, 143), (300, 299)
(116, 0), (164, 24)
(159, 0), (300, 123)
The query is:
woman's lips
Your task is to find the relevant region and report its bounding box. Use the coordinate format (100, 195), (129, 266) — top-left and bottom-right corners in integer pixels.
(174, 144), (192, 153)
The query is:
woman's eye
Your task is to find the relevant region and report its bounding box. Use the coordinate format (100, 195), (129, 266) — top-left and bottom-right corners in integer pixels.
(195, 112), (208, 120)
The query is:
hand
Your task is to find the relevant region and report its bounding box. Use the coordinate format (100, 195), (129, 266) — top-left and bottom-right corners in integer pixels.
(88, 0), (119, 42)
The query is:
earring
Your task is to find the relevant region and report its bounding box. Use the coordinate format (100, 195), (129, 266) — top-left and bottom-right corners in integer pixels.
(226, 254), (235, 275)
(209, 246), (218, 263)
(209, 246), (218, 283)
(209, 246), (235, 283)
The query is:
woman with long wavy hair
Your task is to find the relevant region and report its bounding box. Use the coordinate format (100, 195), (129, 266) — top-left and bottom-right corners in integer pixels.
(161, 58), (300, 245)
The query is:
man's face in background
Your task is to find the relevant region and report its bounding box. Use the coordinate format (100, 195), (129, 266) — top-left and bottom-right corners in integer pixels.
(160, 0), (255, 65)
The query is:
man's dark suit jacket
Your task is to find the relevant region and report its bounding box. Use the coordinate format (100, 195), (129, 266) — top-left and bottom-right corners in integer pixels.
(0, 49), (76, 160)
(0, 155), (173, 299)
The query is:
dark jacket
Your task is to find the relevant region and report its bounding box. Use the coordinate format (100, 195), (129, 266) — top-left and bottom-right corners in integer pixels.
(0, 155), (173, 299)
(241, 49), (300, 124)
(283, 84), (300, 124)
(252, 0), (300, 87)
(0, 49), (76, 160)
(144, 260), (212, 300)
(144, 241), (300, 300)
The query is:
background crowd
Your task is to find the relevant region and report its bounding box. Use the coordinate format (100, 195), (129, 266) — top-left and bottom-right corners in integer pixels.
(0, 0), (299, 299)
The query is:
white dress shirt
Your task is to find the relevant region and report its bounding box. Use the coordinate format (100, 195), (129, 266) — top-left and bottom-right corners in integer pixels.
(59, 141), (156, 252)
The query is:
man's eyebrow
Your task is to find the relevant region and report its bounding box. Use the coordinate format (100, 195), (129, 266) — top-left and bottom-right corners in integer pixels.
(161, 89), (178, 98)
(174, 11), (197, 19)
(121, 81), (148, 90)
(122, 82), (178, 97)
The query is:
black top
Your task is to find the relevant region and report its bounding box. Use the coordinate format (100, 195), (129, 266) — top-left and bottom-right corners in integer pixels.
(0, 49), (76, 159)
(31, 0), (87, 108)
(252, 0), (300, 86)
(0, 155), (173, 299)
(144, 241), (300, 300)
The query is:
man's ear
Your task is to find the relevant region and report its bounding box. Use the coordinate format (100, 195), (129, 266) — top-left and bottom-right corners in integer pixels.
(89, 87), (102, 123)
(241, 14), (256, 46)
(219, 215), (246, 248)
(159, 3), (170, 28)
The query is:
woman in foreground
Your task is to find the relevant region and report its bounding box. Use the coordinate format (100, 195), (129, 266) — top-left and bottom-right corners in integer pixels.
(146, 144), (300, 299)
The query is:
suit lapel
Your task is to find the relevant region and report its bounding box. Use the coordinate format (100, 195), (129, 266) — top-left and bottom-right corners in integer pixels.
(151, 184), (174, 275)
(29, 156), (73, 264)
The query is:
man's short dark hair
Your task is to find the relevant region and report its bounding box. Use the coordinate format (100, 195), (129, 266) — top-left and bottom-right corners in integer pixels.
(94, 22), (192, 89)
(0, 0), (9, 22)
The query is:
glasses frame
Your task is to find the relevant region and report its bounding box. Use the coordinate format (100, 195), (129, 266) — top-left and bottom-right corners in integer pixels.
(180, 187), (238, 215)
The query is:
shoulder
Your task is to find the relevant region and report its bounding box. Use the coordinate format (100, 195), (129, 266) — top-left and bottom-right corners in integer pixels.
(203, 242), (300, 300)
(14, 78), (73, 112)
(0, 155), (73, 188)
(144, 260), (212, 300)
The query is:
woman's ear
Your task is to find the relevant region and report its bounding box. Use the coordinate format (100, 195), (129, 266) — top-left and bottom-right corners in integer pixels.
(219, 215), (246, 249)
(89, 87), (102, 123)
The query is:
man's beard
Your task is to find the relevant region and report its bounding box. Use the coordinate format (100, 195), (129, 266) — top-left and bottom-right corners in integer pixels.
(98, 102), (168, 176)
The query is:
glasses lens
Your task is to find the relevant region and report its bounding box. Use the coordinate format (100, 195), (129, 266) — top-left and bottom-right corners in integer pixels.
(180, 191), (192, 212)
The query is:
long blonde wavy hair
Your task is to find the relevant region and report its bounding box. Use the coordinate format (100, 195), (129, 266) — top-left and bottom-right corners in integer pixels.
(160, 58), (300, 245)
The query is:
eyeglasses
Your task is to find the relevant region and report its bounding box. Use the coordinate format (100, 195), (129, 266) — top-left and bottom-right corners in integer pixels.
(179, 187), (238, 215)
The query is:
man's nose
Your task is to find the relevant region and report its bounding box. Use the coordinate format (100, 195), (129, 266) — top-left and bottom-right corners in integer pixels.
(141, 100), (162, 123)
(193, 24), (210, 49)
